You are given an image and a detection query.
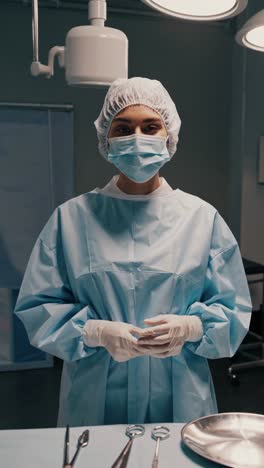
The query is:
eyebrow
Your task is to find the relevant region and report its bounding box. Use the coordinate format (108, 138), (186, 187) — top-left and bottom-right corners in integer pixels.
(112, 117), (162, 124)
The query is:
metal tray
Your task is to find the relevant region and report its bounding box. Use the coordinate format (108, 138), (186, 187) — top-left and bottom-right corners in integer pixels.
(181, 412), (264, 468)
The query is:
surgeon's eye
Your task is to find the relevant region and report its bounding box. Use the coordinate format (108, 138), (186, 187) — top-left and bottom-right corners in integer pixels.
(113, 125), (132, 136)
(143, 125), (162, 134)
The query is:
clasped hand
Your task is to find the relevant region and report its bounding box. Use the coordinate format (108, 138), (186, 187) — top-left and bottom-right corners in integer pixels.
(137, 314), (203, 358)
(83, 315), (203, 362)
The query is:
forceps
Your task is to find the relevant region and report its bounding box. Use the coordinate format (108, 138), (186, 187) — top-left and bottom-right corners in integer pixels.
(63, 425), (89, 467)
(111, 424), (145, 468)
(151, 426), (170, 468)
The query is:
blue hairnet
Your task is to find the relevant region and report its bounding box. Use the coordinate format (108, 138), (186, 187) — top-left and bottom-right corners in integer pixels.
(94, 77), (181, 159)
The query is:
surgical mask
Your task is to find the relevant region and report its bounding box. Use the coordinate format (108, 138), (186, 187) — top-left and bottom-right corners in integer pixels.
(107, 134), (170, 183)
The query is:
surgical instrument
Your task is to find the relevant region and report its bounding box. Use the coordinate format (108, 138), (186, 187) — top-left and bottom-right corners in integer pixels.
(151, 426), (170, 468)
(111, 424), (145, 468)
(63, 425), (89, 468)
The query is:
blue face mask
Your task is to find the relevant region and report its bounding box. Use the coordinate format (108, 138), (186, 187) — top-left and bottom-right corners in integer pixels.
(107, 134), (170, 183)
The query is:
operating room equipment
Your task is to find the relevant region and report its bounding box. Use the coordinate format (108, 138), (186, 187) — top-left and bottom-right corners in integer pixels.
(111, 425), (145, 468)
(1, 423), (223, 467)
(31, 0), (128, 86)
(236, 9), (264, 52)
(142, 0), (264, 52)
(151, 426), (170, 468)
(63, 425), (89, 468)
(181, 412), (264, 468)
(141, 0), (248, 21)
(29, 0), (264, 91)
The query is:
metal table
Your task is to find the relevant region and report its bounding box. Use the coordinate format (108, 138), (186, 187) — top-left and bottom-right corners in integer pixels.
(0, 423), (224, 467)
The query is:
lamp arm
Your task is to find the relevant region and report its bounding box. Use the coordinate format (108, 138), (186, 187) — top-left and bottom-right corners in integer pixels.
(32, 0), (39, 62)
(31, 47), (65, 78)
(31, 0), (65, 78)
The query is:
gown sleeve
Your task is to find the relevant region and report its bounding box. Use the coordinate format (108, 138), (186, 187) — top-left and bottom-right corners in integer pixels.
(14, 210), (98, 362)
(185, 212), (252, 359)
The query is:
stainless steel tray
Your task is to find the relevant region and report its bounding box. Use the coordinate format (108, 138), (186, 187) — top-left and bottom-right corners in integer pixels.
(181, 412), (264, 468)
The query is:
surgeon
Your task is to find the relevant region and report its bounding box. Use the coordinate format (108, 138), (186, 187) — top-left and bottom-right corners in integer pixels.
(15, 77), (252, 427)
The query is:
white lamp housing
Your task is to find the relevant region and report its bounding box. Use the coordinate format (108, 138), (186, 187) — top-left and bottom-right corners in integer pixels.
(65, 25), (128, 87)
(141, 0), (248, 21)
(236, 9), (264, 52)
(30, 0), (128, 87)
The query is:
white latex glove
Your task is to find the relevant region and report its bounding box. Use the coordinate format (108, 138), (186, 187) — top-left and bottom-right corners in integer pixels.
(137, 314), (203, 358)
(83, 320), (146, 362)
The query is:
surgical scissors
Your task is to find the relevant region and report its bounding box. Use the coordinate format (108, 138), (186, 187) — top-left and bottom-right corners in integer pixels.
(111, 424), (145, 468)
(151, 426), (170, 468)
(63, 425), (89, 468)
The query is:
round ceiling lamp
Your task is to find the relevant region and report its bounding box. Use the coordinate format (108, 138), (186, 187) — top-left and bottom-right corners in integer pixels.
(141, 0), (248, 22)
(236, 10), (264, 52)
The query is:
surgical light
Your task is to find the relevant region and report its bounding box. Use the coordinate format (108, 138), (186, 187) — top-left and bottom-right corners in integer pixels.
(31, 0), (128, 87)
(236, 10), (264, 52)
(141, 0), (248, 21)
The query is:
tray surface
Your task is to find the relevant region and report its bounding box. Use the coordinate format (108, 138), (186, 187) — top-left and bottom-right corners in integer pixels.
(181, 412), (264, 468)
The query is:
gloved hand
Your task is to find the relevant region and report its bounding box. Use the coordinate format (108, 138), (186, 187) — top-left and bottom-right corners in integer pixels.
(83, 320), (146, 362)
(137, 314), (203, 358)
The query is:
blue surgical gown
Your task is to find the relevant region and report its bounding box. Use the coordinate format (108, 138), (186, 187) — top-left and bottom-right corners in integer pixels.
(14, 188), (252, 426)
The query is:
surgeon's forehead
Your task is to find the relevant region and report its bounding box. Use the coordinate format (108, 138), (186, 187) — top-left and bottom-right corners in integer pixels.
(112, 105), (163, 123)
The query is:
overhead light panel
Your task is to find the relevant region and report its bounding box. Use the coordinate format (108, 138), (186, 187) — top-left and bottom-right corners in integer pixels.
(236, 10), (264, 51)
(141, 0), (248, 21)
(31, 0), (128, 87)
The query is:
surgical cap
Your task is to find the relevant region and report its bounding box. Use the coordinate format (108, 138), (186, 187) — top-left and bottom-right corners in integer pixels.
(94, 77), (181, 159)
